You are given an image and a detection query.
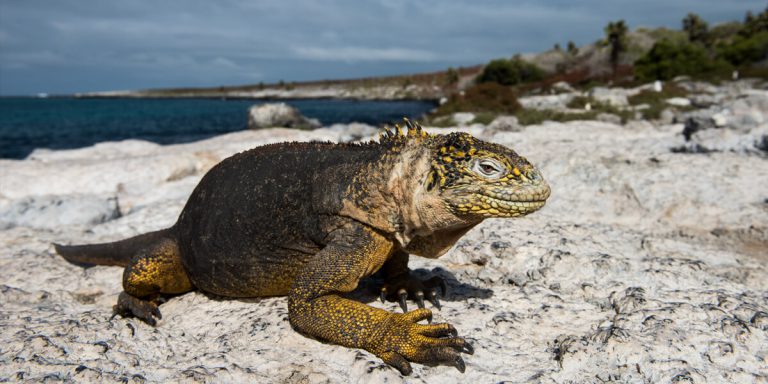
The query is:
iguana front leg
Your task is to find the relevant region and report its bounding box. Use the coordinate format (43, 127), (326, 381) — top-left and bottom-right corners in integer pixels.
(288, 223), (472, 375)
(379, 250), (447, 312)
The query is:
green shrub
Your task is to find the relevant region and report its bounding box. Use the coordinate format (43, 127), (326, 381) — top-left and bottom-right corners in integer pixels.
(476, 58), (545, 86)
(472, 112), (497, 125)
(709, 21), (743, 41)
(433, 82), (522, 116)
(634, 39), (732, 81)
(566, 95), (591, 109)
(628, 83), (688, 105)
(627, 82), (692, 120)
(717, 31), (768, 66)
(643, 27), (688, 44)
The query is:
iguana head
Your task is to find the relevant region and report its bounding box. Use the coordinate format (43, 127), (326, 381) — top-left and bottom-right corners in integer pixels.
(366, 119), (551, 254)
(380, 119), (550, 224)
(425, 130), (550, 219)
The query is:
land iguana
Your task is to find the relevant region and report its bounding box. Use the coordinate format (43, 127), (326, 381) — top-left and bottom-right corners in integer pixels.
(54, 119), (551, 375)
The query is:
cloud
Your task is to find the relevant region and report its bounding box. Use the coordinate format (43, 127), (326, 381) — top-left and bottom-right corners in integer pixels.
(0, 0), (766, 94)
(292, 46), (437, 62)
(211, 57), (239, 69)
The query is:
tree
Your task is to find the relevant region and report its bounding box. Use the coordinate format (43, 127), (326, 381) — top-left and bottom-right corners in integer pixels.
(604, 20), (628, 74)
(477, 58), (544, 86)
(445, 67), (459, 85)
(682, 13), (709, 44)
(567, 41), (578, 56)
(553, 43), (561, 51)
(740, 7), (768, 37)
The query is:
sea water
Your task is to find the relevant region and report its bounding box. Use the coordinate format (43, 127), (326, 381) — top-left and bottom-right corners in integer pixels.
(0, 98), (436, 159)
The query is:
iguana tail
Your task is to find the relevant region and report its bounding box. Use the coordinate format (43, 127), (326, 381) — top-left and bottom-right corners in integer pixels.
(53, 229), (172, 267)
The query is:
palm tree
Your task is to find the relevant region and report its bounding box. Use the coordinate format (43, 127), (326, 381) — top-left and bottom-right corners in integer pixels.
(604, 20), (628, 74)
(682, 13), (709, 44)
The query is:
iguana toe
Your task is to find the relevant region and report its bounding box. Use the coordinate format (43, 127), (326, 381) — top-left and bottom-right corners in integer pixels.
(113, 292), (162, 326)
(373, 308), (472, 375)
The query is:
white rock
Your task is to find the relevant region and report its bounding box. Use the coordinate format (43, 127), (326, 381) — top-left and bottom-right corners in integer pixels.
(680, 126), (768, 154)
(451, 112), (476, 126)
(665, 97), (691, 107)
(487, 115), (522, 132)
(596, 113), (622, 125)
(589, 87), (629, 107)
(322, 123), (378, 142)
(0, 194), (120, 230)
(519, 93), (576, 110)
(551, 81), (575, 93)
(712, 113), (727, 127)
(659, 108), (676, 125)
(247, 102), (321, 129)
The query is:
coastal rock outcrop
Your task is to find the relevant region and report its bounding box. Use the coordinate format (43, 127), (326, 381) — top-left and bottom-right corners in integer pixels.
(0, 92), (766, 382)
(247, 102), (321, 129)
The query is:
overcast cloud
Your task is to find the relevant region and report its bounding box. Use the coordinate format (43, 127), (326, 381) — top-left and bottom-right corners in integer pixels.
(0, 0), (763, 95)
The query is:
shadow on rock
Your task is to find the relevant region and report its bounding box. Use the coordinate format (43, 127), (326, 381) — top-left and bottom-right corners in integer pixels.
(351, 267), (494, 305)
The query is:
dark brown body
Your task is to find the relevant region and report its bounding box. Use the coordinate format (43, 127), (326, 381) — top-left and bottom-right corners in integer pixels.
(174, 142), (381, 297)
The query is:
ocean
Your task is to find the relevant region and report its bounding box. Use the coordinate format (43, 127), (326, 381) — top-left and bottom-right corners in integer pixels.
(0, 97), (437, 159)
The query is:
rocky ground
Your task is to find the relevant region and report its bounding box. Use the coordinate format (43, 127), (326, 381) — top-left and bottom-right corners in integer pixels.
(1, 82), (767, 383)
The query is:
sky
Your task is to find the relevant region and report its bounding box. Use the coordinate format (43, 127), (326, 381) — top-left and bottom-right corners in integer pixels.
(0, 0), (764, 95)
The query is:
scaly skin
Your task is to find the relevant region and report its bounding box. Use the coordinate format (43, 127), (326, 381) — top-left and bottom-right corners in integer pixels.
(54, 119), (550, 375)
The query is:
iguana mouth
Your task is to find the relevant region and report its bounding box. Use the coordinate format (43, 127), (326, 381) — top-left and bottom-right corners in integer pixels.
(482, 194), (548, 206)
(482, 182), (551, 203)
(478, 194), (548, 216)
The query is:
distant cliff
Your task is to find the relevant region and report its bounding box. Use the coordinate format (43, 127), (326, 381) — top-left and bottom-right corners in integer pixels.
(76, 66), (482, 101)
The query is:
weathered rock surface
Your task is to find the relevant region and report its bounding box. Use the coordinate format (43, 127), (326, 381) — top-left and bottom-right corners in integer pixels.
(518, 93), (576, 110)
(451, 112), (476, 126)
(676, 88), (768, 154)
(1, 116), (767, 383)
(486, 115), (522, 133)
(0, 195), (120, 230)
(247, 102), (321, 129)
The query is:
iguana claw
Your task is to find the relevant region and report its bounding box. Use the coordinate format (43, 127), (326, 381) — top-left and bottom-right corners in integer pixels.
(398, 289), (408, 312)
(380, 275), (447, 312)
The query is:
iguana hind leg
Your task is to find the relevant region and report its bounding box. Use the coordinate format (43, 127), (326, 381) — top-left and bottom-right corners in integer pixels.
(116, 237), (193, 325)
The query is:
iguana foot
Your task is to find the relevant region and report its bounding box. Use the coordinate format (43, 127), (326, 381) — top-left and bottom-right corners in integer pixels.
(374, 308), (473, 375)
(113, 292), (162, 326)
(380, 275), (447, 312)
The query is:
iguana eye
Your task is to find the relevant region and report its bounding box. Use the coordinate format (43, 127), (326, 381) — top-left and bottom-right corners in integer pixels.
(472, 159), (505, 179)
